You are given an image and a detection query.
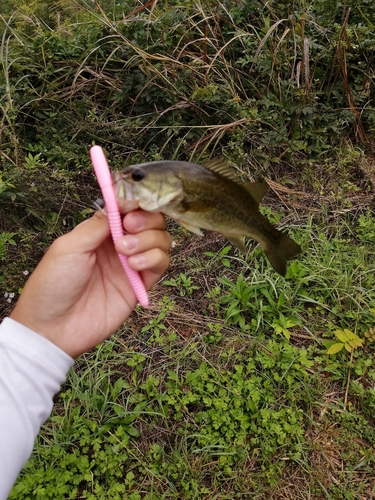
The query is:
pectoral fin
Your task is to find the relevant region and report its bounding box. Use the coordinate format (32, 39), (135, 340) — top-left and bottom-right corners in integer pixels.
(177, 219), (204, 236)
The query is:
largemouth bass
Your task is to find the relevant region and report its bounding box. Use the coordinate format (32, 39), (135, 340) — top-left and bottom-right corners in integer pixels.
(112, 159), (301, 276)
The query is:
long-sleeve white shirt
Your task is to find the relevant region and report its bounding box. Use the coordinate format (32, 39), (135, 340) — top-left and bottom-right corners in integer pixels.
(0, 317), (74, 499)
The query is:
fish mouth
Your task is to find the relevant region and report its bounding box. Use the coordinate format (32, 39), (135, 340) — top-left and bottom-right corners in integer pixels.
(112, 171), (140, 214)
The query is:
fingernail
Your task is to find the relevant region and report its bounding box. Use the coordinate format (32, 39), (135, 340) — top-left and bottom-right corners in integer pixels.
(121, 236), (138, 252)
(130, 212), (146, 230)
(132, 254), (146, 267)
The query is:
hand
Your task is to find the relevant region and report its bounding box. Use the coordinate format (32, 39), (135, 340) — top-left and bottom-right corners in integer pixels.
(10, 211), (171, 358)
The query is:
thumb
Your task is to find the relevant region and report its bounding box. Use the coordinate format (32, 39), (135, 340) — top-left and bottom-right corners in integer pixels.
(61, 212), (111, 253)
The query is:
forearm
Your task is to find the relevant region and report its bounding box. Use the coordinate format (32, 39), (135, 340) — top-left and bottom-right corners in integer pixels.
(0, 318), (74, 499)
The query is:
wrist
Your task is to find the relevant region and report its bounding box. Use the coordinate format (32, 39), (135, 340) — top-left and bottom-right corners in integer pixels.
(4, 316), (74, 362)
(9, 307), (66, 356)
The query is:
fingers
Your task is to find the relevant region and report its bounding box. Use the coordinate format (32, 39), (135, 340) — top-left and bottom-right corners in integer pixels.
(128, 248), (170, 275)
(115, 229), (172, 256)
(51, 210), (168, 272)
(115, 210), (172, 282)
(115, 229), (171, 276)
(123, 210), (167, 233)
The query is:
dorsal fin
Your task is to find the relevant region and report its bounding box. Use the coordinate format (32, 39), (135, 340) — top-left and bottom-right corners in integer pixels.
(202, 158), (238, 182)
(203, 158), (269, 205)
(243, 182), (269, 205)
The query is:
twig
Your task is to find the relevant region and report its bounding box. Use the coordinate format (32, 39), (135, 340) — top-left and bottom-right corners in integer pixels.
(344, 348), (353, 408)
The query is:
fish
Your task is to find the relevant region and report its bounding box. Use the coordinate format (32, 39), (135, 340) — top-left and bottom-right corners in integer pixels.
(112, 159), (301, 276)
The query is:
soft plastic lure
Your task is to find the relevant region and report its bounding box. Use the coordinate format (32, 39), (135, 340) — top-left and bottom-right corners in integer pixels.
(90, 145), (149, 307)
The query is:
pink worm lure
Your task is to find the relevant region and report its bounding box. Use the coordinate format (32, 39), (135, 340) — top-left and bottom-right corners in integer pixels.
(90, 145), (149, 307)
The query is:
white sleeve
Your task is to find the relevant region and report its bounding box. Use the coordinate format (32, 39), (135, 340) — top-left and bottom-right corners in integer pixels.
(0, 317), (74, 499)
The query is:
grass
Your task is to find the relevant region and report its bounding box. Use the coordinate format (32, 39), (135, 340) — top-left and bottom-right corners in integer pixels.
(7, 178), (375, 499)
(1, 0), (375, 497)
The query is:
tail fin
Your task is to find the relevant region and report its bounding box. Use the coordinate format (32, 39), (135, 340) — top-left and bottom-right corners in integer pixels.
(264, 233), (301, 276)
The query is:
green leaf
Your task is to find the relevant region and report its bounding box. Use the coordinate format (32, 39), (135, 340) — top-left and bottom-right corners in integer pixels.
(347, 337), (363, 348)
(282, 329), (291, 340)
(327, 343), (344, 355)
(162, 279), (177, 287)
(123, 425), (140, 437)
(335, 329), (353, 343)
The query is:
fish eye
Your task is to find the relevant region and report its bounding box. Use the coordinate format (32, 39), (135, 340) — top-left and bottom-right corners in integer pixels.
(131, 170), (145, 182)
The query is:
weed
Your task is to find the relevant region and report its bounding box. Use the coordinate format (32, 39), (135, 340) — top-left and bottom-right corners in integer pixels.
(271, 313), (301, 341)
(326, 329), (364, 355)
(2, 0), (375, 497)
(204, 245), (232, 268)
(0, 231), (16, 260)
(357, 211), (375, 243)
(162, 273), (200, 297)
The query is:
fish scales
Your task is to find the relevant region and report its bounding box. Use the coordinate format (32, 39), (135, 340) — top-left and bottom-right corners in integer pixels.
(113, 160), (301, 276)
(178, 170), (281, 248)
